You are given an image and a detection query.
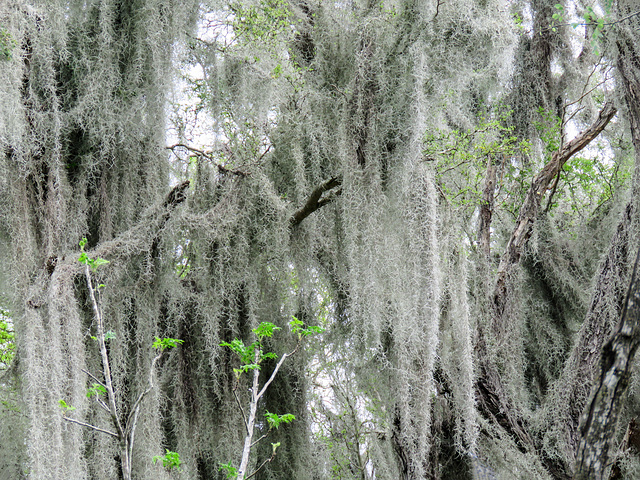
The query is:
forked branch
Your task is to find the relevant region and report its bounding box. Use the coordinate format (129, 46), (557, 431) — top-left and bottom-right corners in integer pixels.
(290, 176), (342, 226)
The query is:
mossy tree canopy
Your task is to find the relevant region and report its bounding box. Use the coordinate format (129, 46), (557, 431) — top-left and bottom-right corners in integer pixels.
(1, 0), (640, 479)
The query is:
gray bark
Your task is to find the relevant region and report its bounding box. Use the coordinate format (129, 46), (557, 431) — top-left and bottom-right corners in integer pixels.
(573, 246), (640, 479)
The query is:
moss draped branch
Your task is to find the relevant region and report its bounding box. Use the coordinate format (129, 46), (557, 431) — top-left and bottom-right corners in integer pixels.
(290, 176), (342, 226)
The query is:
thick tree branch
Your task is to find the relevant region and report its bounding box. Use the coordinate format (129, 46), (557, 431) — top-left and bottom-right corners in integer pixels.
(290, 176), (342, 226)
(609, 417), (640, 479)
(163, 180), (190, 209)
(573, 21), (640, 478)
(85, 180), (192, 266)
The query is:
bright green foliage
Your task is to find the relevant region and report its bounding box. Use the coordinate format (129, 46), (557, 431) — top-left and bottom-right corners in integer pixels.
(265, 411), (295, 430)
(86, 383), (107, 399)
(290, 316), (324, 337)
(221, 320), (323, 378)
(534, 107), (563, 157)
(220, 339), (260, 366)
(153, 449), (181, 471)
(219, 461), (238, 479)
(252, 321), (280, 339)
(533, 108), (626, 216)
(153, 337), (184, 350)
(220, 337), (277, 377)
(91, 330), (116, 342)
(58, 400), (76, 412)
(78, 238), (110, 271)
(558, 154), (624, 215)
(0, 314), (14, 368)
(230, 0), (292, 45)
(551, 4), (565, 31)
(425, 108), (531, 211)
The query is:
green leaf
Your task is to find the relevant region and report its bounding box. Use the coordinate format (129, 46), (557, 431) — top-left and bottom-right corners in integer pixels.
(289, 316), (324, 337)
(78, 252), (89, 265)
(90, 257), (110, 270)
(219, 461), (238, 479)
(154, 449), (181, 470)
(220, 339), (258, 364)
(153, 337), (184, 350)
(234, 363), (260, 374)
(59, 399), (76, 411)
(87, 383), (107, 398)
(252, 321), (281, 339)
(265, 411), (296, 429)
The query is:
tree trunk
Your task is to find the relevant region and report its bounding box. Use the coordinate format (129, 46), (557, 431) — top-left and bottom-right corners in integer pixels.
(574, 245), (640, 479)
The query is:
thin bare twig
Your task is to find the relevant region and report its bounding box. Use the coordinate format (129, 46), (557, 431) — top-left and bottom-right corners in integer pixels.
(257, 343), (300, 401)
(82, 368), (106, 389)
(432, 0), (443, 21)
(245, 451), (277, 480)
(166, 143), (249, 176)
(85, 265), (125, 440)
(233, 386), (250, 434)
(96, 398), (111, 414)
(250, 432), (269, 448)
(62, 416), (119, 438)
(127, 353), (162, 430)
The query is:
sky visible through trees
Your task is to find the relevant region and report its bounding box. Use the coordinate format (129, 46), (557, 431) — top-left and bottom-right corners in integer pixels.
(1, 1), (640, 479)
